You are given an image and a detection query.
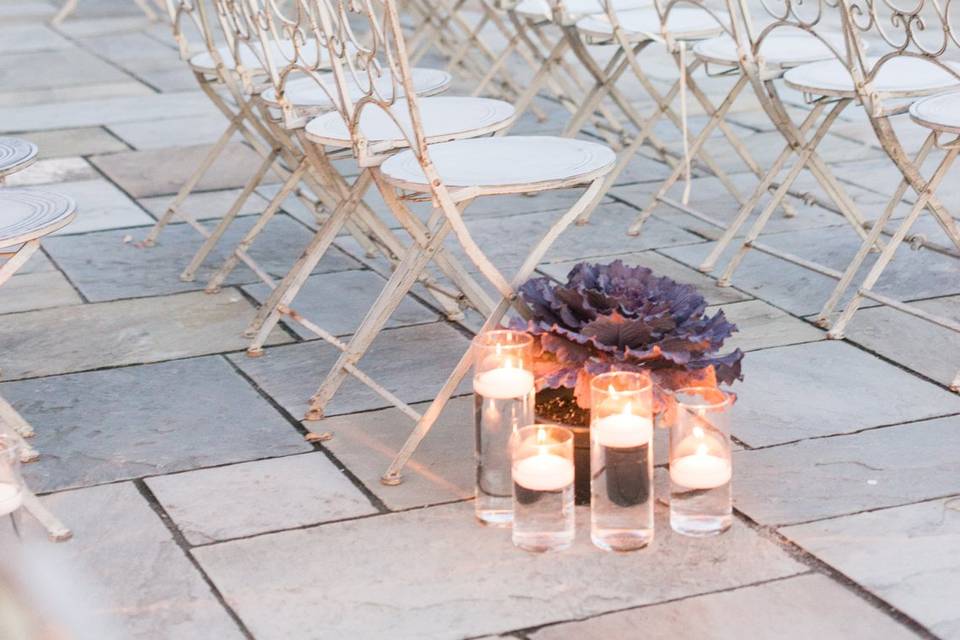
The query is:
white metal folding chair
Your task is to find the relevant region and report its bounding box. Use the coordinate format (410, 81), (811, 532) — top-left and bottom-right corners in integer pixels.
(806, 0), (960, 389)
(700, 0), (954, 280)
(293, 0), (614, 484)
(0, 139), (74, 542)
(205, 0), (494, 331)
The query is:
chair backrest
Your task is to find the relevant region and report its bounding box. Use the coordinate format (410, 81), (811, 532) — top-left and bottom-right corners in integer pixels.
(162, 0), (222, 64)
(229, 0), (437, 163)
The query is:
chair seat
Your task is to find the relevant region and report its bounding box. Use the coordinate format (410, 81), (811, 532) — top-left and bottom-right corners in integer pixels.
(910, 91), (960, 134)
(380, 136), (615, 193)
(784, 57), (960, 98)
(0, 138), (38, 178)
(0, 189), (76, 249)
(190, 40), (324, 74)
(304, 97), (516, 148)
(514, 0), (648, 23)
(576, 7), (727, 42)
(261, 68), (451, 117)
(693, 31), (846, 69)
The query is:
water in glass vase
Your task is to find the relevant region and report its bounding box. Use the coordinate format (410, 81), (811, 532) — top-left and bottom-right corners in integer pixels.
(512, 453), (575, 552)
(669, 451), (732, 536)
(474, 388), (534, 525)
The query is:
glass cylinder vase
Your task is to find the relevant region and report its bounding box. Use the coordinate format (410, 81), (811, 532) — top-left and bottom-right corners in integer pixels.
(511, 425), (575, 552)
(0, 434), (24, 518)
(669, 387), (733, 537)
(589, 371), (654, 551)
(472, 330), (535, 526)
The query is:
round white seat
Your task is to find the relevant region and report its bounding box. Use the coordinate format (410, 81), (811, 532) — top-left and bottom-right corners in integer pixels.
(694, 31), (846, 69)
(784, 57), (960, 98)
(380, 136), (615, 193)
(576, 7), (727, 42)
(0, 189), (76, 249)
(515, 0), (649, 23)
(190, 40), (325, 74)
(0, 138), (38, 178)
(261, 68), (451, 117)
(304, 97), (516, 148)
(910, 91), (960, 134)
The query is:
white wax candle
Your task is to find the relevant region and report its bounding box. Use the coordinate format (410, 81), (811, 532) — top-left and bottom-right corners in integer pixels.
(474, 367), (534, 400)
(670, 451), (732, 490)
(594, 412), (653, 448)
(0, 482), (23, 516)
(513, 453), (575, 492)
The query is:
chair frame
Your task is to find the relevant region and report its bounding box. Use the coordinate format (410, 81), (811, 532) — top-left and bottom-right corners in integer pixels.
(275, 0), (613, 485)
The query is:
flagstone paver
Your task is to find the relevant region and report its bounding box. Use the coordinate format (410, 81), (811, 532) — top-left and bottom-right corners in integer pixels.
(320, 397), (474, 510)
(194, 501), (804, 640)
(782, 497), (960, 639)
(0, 3), (956, 637)
(108, 113), (236, 150)
(712, 299), (824, 353)
(0, 289), (292, 380)
(138, 188), (271, 222)
(47, 178), (155, 234)
(729, 341), (960, 447)
(733, 415), (960, 526)
(528, 574), (919, 639)
(24, 126), (130, 158)
(0, 482), (246, 640)
(661, 225), (960, 317)
(2, 355), (309, 492)
(229, 321), (472, 419)
(0, 270), (82, 314)
(91, 142), (280, 198)
(243, 270), (438, 338)
(42, 216), (361, 302)
(147, 453), (378, 545)
(840, 295), (960, 389)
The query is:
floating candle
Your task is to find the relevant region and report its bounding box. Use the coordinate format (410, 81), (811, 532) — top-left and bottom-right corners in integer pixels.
(670, 444), (732, 490)
(0, 482), (23, 516)
(513, 453), (575, 492)
(594, 402), (653, 448)
(473, 361), (535, 399)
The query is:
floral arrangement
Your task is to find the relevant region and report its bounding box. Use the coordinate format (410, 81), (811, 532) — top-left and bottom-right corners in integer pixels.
(510, 260), (743, 422)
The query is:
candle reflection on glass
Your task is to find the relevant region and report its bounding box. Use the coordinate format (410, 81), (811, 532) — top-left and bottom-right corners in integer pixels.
(590, 372), (654, 552)
(472, 331), (535, 527)
(669, 387), (734, 537)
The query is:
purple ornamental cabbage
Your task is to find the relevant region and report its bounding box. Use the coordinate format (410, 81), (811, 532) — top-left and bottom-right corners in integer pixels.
(510, 260), (743, 409)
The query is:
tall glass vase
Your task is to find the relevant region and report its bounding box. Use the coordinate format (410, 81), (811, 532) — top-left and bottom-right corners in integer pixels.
(472, 330), (534, 526)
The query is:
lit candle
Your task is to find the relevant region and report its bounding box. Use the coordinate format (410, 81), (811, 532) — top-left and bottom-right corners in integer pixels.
(670, 442), (732, 490)
(473, 355), (534, 400)
(594, 401), (653, 448)
(0, 482), (23, 516)
(513, 452), (575, 491)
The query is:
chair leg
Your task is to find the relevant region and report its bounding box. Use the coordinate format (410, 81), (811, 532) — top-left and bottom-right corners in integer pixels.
(717, 99), (849, 286)
(245, 170), (375, 352)
(697, 101), (830, 273)
(142, 118), (242, 247)
(827, 145), (960, 340)
(180, 146), (281, 282)
(814, 131), (939, 327)
(205, 159), (309, 293)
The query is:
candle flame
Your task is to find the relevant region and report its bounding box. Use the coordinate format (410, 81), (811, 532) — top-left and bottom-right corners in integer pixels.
(693, 425), (704, 439)
(503, 357), (513, 369)
(495, 343), (502, 356)
(696, 443), (709, 456)
(607, 384), (616, 396)
(622, 401), (632, 416)
(536, 427), (547, 445)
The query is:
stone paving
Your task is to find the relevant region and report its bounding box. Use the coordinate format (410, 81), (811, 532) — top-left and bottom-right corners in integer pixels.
(0, 1), (959, 638)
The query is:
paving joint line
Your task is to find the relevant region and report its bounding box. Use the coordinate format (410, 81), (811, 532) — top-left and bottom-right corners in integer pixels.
(132, 479), (257, 640)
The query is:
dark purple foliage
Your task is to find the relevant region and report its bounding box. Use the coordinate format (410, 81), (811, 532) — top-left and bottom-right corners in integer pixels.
(510, 260), (743, 408)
